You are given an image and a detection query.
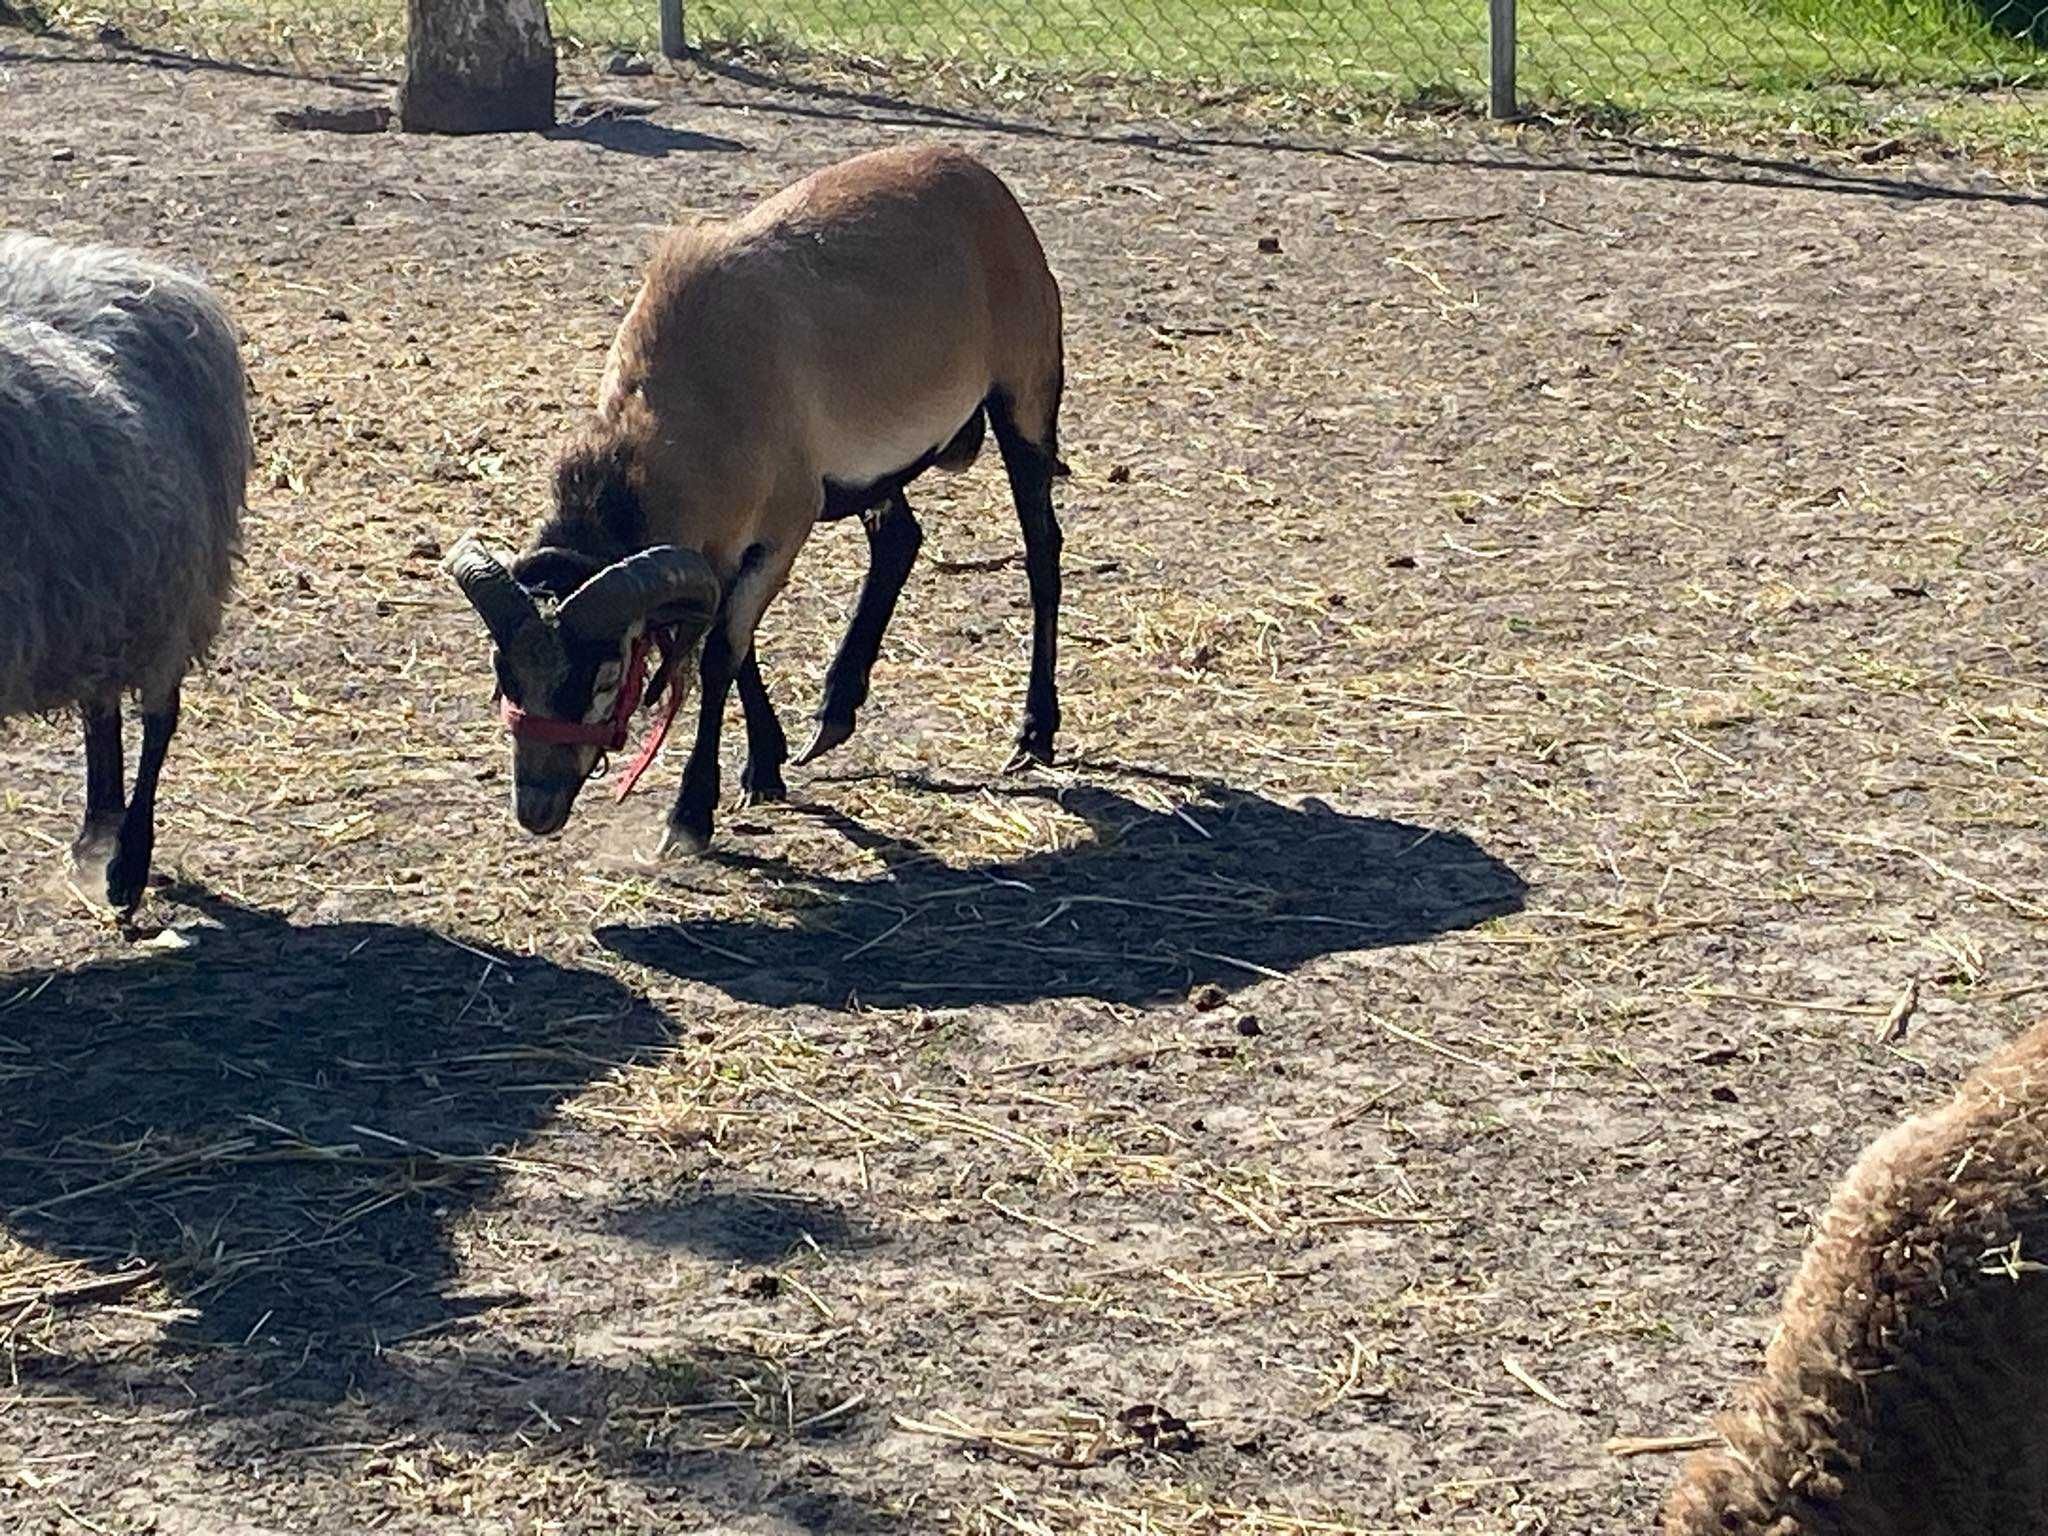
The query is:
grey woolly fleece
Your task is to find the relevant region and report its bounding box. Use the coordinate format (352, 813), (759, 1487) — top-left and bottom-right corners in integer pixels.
(0, 231), (250, 718)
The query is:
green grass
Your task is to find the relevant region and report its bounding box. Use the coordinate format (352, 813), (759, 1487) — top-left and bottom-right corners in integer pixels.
(632, 0), (2048, 144)
(662, 0), (2048, 96)
(657, 0), (1490, 95)
(38, 0), (2048, 146)
(1520, 0), (2045, 109)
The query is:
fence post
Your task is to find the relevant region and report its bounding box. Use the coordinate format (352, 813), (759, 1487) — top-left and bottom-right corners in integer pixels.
(659, 0), (684, 57)
(1488, 0), (1516, 118)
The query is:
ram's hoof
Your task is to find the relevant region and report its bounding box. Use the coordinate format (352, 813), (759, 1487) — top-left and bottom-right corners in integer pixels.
(656, 822), (711, 859)
(103, 859), (148, 917)
(794, 716), (854, 766)
(1004, 740), (1055, 775)
(736, 777), (787, 809)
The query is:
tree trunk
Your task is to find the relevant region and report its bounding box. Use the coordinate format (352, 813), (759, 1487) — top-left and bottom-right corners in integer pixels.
(400, 0), (555, 135)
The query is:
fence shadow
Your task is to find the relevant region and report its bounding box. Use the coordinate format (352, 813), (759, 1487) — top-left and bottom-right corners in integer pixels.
(12, 30), (2047, 209)
(1431, 133), (2048, 208)
(545, 114), (749, 156)
(683, 58), (2048, 209)
(599, 773), (1526, 1010)
(1, 33), (391, 89)
(686, 50), (1203, 154)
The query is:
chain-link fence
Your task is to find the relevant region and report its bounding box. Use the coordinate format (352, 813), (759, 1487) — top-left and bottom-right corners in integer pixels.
(10, 0), (2048, 134)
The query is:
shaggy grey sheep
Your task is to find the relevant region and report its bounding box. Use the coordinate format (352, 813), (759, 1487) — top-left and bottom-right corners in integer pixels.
(1662, 1018), (2048, 1534)
(0, 232), (250, 912)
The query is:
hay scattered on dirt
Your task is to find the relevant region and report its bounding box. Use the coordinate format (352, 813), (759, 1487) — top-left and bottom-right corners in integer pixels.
(5, 34), (2048, 1536)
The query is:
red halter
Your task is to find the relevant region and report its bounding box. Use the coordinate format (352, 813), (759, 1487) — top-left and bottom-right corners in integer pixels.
(497, 630), (687, 800)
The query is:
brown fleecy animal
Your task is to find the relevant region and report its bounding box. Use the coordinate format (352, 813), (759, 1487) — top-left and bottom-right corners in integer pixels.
(1662, 1018), (2048, 1535)
(446, 143), (1067, 854)
(0, 232), (251, 913)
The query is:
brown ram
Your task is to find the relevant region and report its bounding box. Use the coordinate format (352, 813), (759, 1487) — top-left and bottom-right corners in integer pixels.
(448, 143), (1067, 853)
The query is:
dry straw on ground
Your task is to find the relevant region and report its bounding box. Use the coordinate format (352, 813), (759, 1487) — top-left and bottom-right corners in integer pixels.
(5, 33), (2048, 1536)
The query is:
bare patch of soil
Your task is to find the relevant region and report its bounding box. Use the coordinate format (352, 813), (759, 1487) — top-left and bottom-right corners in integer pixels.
(6, 36), (2048, 1534)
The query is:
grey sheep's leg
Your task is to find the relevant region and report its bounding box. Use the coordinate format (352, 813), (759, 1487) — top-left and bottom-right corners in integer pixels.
(104, 684), (179, 914)
(75, 695), (125, 866)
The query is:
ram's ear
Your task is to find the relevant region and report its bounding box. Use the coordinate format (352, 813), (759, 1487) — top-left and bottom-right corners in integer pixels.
(510, 545), (605, 604)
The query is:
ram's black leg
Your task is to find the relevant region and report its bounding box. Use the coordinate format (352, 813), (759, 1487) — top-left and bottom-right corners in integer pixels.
(735, 645), (789, 806)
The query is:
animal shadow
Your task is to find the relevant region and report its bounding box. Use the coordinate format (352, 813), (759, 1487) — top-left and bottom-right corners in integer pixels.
(0, 891), (669, 1384)
(0, 897), (896, 1526)
(600, 773), (1526, 1009)
(610, 1184), (879, 1264)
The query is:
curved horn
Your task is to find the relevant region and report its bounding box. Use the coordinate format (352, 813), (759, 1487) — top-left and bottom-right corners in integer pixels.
(445, 533), (565, 687)
(559, 545), (721, 645)
(446, 534), (543, 647)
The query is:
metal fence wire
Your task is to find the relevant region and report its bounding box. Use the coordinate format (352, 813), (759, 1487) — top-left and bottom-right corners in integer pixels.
(14, 0), (2048, 131)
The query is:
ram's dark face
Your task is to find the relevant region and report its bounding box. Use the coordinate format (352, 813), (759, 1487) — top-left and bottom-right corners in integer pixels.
(497, 549), (626, 835)
(446, 536), (719, 838)
(494, 643), (624, 836)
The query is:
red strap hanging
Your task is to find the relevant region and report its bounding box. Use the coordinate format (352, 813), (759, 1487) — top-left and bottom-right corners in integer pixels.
(611, 660), (688, 800)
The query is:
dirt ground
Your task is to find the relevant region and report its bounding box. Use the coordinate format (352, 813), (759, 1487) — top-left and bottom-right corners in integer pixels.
(5, 33), (2048, 1535)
